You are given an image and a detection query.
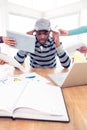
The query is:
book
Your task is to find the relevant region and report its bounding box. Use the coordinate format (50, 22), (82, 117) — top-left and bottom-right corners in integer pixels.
(48, 62), (87, 88)
(0, 72), (69, 122)
(0, 52), (26, 72)
(6, 30), (35, 53)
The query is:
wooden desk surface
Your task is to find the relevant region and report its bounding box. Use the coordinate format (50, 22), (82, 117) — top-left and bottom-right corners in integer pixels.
(0, 68), (87, 130)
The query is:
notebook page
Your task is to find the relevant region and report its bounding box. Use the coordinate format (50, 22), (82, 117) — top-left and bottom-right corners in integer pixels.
(14, 82), (66, 116)
(0, 77), (27, 116)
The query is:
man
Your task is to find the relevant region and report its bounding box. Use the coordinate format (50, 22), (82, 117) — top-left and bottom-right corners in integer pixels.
(0, 18), (71, 68)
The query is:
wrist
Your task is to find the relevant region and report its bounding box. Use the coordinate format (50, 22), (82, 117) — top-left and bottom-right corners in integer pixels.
(55, 39), (61, 47)
(0, 36), (3, 43)
(55, 42), (61, 47)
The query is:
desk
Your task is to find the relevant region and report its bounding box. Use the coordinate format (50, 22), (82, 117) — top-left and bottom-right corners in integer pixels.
(0, 68), (87, 130)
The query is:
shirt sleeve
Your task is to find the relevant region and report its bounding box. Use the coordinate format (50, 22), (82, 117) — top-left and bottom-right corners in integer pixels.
(14, 50), (28, 64)
(0, 36), (3, 43)
(56, 44), (71, 68)
(68, 26), (87, 35)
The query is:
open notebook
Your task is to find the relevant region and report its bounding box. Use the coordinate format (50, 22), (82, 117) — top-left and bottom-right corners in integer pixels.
(48, 62), (87, 88)
(7, 30), (35, 53)
(0, 72), (69, 122)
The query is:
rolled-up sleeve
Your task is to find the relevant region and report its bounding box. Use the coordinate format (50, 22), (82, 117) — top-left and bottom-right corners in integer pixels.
(56, 45), (71, 68)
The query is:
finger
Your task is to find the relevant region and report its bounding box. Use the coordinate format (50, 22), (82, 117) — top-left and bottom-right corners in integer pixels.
(7, 38), (15, 41)
(6, 40), (16, 46)
(0, 60), (5, 65)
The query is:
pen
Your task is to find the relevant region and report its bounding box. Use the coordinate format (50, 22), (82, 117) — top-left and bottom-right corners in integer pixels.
(25, 76), (36, 79)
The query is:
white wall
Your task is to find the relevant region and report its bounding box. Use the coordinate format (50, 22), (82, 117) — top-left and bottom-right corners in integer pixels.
(0, 0), (87, 33)
(0, 0), (8, 35)
(8, 3), (42, 19)
(0, 0), (87, 55)
(8, 0), (87, 19)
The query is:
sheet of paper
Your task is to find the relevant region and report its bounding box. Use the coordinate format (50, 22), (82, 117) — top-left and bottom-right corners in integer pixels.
(0, 52), (26, 72)
(7, 31), (35, 53)
(0, 64), (14, 80)
(0, 77), (28, 115)
(15, 83), (66, 115)
(21, 72), (50, 84)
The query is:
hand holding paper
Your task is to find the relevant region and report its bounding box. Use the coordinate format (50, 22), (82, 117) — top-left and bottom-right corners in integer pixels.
(7, 31), (35, 53)
(0, 52), (26, 72)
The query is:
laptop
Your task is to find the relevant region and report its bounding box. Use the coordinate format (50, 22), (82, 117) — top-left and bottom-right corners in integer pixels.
(48, 62), (87, 88)
(7, 30), (35, 53)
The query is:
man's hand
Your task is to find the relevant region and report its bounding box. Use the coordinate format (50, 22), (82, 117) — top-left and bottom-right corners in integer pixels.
(51, 30), (60, 47)
(59, 29), (69, 36)
(0, 59), (7, 65)
(26, 29), (36, 35)
(2, 37), (16, 46)
(77, 45), (87, 53)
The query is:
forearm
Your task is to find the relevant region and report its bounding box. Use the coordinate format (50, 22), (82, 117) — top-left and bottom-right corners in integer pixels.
(52, 31), (61, 47)
(69, 26), (87, 35)
(14, 50), (27, 64)
(56, 45), (71, 68)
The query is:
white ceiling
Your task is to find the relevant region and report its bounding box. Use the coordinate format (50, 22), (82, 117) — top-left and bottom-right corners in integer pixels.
(8, 0), (80, 12)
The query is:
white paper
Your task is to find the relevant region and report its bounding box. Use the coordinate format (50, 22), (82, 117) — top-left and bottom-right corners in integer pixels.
(0, 52), (26, 72)
(15, 83), (65, 115)
(7, 31), (35, 53)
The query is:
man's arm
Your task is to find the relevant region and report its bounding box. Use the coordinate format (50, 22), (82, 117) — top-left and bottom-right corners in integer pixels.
(59, 26), (87, 36)
(69, 26), (87, 35)
(56, 45), (71, 68)
(14, 50), (28, 65)
(51, 30), (71, 68)
(51, 30), (61, 47)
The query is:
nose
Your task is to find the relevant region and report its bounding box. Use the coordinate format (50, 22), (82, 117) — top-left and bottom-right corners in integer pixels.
(40, 34), (45, 39)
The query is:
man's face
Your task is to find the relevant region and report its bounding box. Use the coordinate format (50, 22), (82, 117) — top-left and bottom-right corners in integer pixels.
(36, 30), (50, 45)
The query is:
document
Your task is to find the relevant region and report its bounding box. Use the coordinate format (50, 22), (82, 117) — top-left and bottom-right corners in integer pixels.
(0, 52), (26, 72)
(7, 30), (35, 53)
(0, 72), (69, 122)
